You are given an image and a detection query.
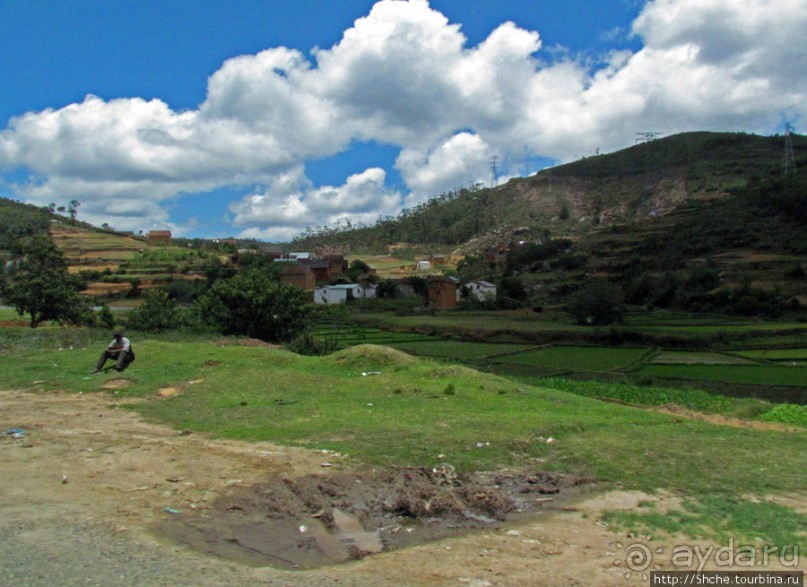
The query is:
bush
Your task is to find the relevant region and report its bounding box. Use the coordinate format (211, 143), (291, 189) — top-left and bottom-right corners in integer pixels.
(196, 270), (312, 343)
(126, 289), (186, 331)
(285, 332), (339, 356)
(97, 304), (116, 330)
(762, 404), (807, 428)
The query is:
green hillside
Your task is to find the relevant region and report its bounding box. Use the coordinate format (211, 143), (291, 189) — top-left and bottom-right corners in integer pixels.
(292, 131), (806, 314)
(292, 131), (806, 253)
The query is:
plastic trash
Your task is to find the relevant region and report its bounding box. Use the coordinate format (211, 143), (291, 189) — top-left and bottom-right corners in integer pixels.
(4, 428), (26, 439)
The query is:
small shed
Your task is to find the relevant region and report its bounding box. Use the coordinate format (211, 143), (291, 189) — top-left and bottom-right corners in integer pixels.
(426, 276), (458, 309)
(147, 230), (172, 246)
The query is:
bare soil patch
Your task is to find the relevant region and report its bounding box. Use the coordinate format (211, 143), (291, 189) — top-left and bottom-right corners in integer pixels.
(655, 403), (801, 432)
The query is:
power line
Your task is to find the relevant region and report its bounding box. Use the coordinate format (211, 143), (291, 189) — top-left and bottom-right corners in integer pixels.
(489, 156), (499, 187)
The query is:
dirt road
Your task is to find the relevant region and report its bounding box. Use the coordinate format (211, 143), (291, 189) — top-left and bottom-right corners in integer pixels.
(1, 388), (801, 586)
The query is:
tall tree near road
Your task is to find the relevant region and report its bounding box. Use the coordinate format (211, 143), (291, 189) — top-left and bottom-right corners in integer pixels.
(1, 235), (93, 327)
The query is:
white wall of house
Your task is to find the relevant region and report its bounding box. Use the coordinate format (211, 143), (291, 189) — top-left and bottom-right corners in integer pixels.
(313, 284), (376, 304)
(459, 280), (497, 302)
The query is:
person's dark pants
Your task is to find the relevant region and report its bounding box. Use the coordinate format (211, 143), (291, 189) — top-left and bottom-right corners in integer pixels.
(96, 350), (129, 372)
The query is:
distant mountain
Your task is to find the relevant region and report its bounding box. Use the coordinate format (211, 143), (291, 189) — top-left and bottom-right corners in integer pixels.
(293, 131), (806, 253)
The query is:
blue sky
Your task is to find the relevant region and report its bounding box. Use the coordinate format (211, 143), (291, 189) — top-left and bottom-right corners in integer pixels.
(1, 0), (804, 240)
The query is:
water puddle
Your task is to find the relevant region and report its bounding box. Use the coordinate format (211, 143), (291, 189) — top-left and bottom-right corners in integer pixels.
(155, 466), (586, 569)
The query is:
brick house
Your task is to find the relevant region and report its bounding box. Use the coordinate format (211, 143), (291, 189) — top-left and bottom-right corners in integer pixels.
(147, 230), (172, 246)
(280, 265), (316, 290)
(426, 276), (458, 309)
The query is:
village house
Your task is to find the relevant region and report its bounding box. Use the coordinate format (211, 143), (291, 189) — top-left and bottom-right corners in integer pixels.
(323, 254), (348, 276)
(147, 230), (172, 246)
(461, 280), (497, 302)
(280, 264), (316, 290)
(255, 243), (284, 258)
(430, 253), (447, 266)
(299, 259), (332, 283)
(313, 284), (377, 305)
(393, 277), (458, 309)
(426, 276), (458, 309)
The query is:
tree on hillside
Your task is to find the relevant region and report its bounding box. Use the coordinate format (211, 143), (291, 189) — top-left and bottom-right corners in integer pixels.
(0, 235), (94, 327)
(346, 259), (371, 282)
(566, 278), (625, 326)
(68, 200), (80, 221)
(196, 270), (312, 343)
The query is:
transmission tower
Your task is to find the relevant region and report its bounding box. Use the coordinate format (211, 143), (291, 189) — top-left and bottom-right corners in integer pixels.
(489, 156), (499, 187)
(783, 123), (796, 175)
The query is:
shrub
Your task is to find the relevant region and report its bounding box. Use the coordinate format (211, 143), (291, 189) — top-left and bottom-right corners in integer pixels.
(126, 289), (186, 331)
(762, 404), (807, 428)
(196, 270), (312, 343)
(97, 304), (116, 330)
(285, 332), (339, 356)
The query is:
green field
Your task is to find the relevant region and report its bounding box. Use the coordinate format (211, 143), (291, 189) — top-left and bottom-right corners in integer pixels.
(635, 364), (805, 387)
(483, 345), (650, 372)
(344, 312), (807, 401)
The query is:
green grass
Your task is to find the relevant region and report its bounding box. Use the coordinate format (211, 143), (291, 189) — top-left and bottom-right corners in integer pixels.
(1, 337), (803, 485)
(532, 377), (807, 426)
(536, 377), (735, 412)
(735, 349), (807, 361)
(602, 495), (806, 548)
(635, 364), (805, 387)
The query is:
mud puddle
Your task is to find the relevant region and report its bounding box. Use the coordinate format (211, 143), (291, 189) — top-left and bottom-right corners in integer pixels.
(155, 465), (587, 570)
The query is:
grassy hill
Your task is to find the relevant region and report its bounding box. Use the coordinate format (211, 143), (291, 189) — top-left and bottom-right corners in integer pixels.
(0, 199), (218, 299)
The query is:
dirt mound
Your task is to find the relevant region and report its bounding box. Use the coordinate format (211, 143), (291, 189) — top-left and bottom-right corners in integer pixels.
(327, 344), (417, 369)
(156, 465), (585, 570)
